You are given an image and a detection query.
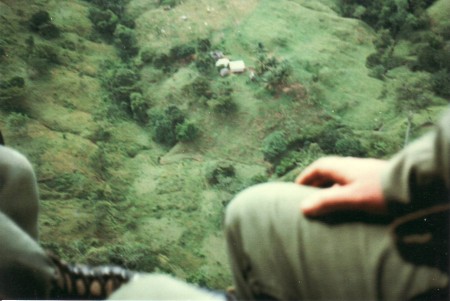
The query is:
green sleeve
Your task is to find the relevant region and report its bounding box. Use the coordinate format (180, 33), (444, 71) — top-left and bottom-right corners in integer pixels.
(382, 109), (450, 216)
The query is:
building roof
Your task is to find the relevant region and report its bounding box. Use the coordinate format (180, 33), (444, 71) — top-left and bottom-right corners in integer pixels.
(229, 60), (245, 72)
(215, 58), (230, 67)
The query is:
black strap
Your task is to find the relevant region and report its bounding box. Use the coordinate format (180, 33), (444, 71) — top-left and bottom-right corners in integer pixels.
(390, 203), (450, 272)
(0, 130), (4, 145)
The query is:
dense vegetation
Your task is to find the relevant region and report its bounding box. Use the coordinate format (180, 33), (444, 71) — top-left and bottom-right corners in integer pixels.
(0, 0), (448, 290)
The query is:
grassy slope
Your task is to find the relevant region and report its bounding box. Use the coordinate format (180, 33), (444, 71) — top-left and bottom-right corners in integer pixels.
(0, 0), (448, 290)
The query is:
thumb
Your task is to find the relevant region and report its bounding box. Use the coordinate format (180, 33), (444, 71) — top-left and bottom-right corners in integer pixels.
(300, 186), (357, 216)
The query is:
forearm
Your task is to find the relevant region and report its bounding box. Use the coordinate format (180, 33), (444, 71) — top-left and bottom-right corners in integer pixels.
(382, 109), (450, 216)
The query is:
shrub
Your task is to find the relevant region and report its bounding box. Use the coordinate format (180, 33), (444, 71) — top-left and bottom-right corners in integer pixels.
(264, 60), (292, 92)
(153, 53), (171, 72)
(197, 38), (211, 52)
(340, 0), (432, 35)
(165, 105), (185, 126)
(368, 65), (386, 80)
(38, 22), (60, 39)
(334, 136), (366, 157)
(114, 25), (139, 59)
(169, 44), (195, 61)
(395, 75), (433, 112)
(153, 116), (177, 145)
(208, 80), (236, 113)
(366, 51), (383, 68)
(275, 143), (323, 176)
(85, 0), (127, 17)
(140, 48), (156, 64)
(366, 47), (403, 76)
(317, 130), (338, 154)
(208, 95), (237, 114)
(149, 106), (187, 146)
(29, 10), (60, 39)
(29, 10), (51, 31)
(5, 112), (29, 137)
(195, 52), (215, 75)
(431, 69), (450, 98)
(176, 121), (199, 142)
(119, 16), (136, 29)
(373, 29), (394, 51)
(275, 151), (302, 176)
(415, 33), (450, 73)
(417, 45), (443, 72)
(27, 43), (61, 77)
(34, 43), (61, 64)
(256, 53), (279, 75)
(205, 161), (236, 185)
(262, 131), (288, 162)
(106, 66), (141, 107)
(188, 76), (213, 99)
(0, 76), (26, 111)
(130, 92), (149, 124)
(158, 0), (182, 7)
(45, 172), (93, 199)
(88, 8), (119, 37)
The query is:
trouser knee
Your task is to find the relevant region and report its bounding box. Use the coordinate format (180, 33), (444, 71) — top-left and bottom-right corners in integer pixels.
(224, 183), (266, 235)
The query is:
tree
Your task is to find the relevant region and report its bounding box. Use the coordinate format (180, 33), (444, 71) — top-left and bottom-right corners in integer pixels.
(262, 131), (288, 163)
(416, 33), (448, 72)
(149, 106), (188, 146)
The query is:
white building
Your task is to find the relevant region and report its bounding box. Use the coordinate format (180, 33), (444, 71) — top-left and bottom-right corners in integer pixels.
(229, 60), (246, 73)
(215, 58), (230, 68)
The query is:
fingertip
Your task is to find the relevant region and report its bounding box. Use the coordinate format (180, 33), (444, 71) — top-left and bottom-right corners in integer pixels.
(300, 199), (318, 216)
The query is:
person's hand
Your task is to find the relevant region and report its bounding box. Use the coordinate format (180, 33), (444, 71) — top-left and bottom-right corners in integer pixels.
(295, 156), (388, 216)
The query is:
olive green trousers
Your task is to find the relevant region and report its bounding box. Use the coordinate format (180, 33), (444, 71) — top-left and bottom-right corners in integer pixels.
(224, 182), (448, 300)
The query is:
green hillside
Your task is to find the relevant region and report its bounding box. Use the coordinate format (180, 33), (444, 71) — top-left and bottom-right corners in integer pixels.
(1, 0), (449, 289)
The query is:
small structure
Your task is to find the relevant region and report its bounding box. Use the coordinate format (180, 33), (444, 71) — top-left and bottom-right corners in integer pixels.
(229, 60), (246, 73)
(211, 50), (225, 60)
(220, 68), (230, 77)
(215, 58), (230, 68)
